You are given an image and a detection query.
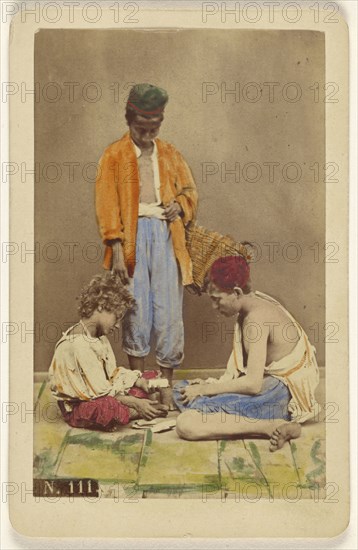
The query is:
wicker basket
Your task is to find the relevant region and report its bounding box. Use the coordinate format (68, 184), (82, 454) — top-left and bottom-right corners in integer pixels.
(185, 222), (251, 292)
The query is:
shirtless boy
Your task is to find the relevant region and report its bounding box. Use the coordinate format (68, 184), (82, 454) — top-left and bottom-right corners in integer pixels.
(174, 256), (320, 451)
(49, 273), (168, 431)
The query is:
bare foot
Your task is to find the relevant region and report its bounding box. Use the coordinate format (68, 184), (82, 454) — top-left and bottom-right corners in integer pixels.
(159, 387), (176, 411)
(168, 401), (177, 412)
(269, 422), (301, 452)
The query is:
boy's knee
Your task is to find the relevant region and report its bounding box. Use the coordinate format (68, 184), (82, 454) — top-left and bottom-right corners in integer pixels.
(176, 411), (201, 440)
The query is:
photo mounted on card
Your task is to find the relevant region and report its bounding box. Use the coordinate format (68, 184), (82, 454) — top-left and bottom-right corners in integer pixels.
(8, 2), (349, 539)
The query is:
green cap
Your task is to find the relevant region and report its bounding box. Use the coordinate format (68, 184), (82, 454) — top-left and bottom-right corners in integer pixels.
(126, 83), (168, 115)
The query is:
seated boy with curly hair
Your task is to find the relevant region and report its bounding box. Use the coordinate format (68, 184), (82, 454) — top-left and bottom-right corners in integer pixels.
(48, 273), (168, 431)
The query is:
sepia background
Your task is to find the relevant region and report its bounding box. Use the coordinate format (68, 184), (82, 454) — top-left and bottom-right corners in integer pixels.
(34, 29), (325, 371)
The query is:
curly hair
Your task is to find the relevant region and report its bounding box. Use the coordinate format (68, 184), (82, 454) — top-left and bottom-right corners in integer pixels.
(77, 273), (135, 319)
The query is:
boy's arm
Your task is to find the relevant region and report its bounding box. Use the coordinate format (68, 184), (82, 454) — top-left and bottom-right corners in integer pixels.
(110, 367), (141, 395)
(95, 151), (125, 243)
(111, 241), (129, 284)
(180, 324), (269, 403)
(173, 150), (198, 224)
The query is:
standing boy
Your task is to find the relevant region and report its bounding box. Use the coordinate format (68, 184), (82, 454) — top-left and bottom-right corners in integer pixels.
(96, 84), (198, 385)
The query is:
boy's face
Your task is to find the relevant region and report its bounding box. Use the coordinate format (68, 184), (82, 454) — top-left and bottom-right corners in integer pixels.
(96, 310), (121, 337)
(208, 284), (240, 317)
(129, 114), (162, 150)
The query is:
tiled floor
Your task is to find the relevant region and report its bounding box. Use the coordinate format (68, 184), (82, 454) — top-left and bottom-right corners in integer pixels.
(33, 381), (326, 500)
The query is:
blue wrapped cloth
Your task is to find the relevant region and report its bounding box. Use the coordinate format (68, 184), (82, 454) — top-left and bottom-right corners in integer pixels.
(173, 376), (291, 420)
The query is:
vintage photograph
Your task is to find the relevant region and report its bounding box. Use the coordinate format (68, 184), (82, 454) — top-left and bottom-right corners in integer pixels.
(5, 0), (351, 537)
(32, 27), (327, 501)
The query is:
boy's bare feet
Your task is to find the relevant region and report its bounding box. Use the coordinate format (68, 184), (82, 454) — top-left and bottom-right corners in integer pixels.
(159, 387), (177, 411)
(269, 422), (301, 452)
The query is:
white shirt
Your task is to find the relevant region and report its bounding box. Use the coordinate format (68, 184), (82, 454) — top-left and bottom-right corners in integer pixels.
(48, 324), (141, 409)
(132, 140), (166, 219)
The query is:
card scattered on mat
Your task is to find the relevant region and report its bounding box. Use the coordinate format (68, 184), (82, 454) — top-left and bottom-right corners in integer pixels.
(132, 418), (177, 433)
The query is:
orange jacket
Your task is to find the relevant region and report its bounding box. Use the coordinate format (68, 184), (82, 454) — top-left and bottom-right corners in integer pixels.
(96, 132), (198, 285)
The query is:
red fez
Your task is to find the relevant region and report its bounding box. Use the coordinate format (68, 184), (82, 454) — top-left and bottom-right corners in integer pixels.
(209, 256), (250, 291)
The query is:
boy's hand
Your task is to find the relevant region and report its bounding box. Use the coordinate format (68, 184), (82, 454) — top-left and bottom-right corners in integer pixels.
(134, 399), (168, 420)
(111, 242), (129, 284)
(180, 384), (205, 406)
(164, 200), (182, 222)
(134, 377), (150, 393)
